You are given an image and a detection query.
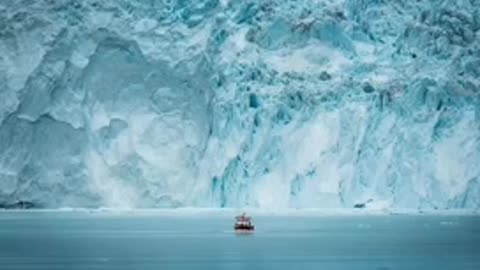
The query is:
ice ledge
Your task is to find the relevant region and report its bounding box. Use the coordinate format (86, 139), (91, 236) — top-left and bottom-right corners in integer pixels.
(1, 207), (478, 216)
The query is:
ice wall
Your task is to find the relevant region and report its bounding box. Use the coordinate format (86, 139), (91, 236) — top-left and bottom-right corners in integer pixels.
(0, 0), (479, 209)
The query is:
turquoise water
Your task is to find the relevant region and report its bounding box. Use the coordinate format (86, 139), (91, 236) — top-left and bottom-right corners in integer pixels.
(0, 212), (479, 269)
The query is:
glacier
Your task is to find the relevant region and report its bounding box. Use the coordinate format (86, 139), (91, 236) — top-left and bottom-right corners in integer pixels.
(0, 0), (479, 209)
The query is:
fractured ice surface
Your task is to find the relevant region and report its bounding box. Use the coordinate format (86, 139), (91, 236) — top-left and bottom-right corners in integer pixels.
(0, 0), (479, 209)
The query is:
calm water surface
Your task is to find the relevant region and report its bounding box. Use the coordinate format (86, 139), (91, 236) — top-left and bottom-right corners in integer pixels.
(0, 212), (479, 270)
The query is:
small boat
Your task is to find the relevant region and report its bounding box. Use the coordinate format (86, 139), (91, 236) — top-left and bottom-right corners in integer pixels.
(234, 213), (254, 233)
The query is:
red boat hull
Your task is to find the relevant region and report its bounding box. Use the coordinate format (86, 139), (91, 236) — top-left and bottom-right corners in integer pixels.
(234, 225), (254, 233)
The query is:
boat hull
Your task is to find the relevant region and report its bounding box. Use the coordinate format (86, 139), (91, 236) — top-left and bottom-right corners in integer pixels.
(234, 225), (254, 233)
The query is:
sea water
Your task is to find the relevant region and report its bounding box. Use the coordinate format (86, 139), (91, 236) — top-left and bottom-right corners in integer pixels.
(0, 211), (479, 270)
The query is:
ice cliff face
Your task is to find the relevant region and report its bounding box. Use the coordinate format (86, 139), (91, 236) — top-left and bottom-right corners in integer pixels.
(0, 0), (479, 209)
